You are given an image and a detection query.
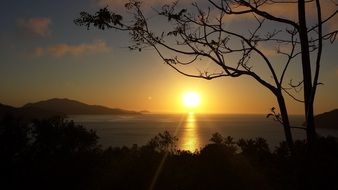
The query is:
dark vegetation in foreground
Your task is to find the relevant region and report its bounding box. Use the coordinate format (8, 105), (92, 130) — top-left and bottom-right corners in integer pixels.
(1, 116), (338, 190)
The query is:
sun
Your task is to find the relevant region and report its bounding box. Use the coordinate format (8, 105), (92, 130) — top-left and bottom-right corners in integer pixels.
(182, 92), (201, 108)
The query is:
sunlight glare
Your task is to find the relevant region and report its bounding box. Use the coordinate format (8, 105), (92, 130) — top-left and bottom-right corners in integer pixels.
(182, 92), (201, 109)
(180, 112), (200, 152)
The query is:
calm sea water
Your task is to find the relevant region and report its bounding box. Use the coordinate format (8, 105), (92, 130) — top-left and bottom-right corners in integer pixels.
(69, 114), (338, 152)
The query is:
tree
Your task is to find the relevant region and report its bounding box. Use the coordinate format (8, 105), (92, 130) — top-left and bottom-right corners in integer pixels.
(75, 0), (338, 149)
(146, 131), (178, 153)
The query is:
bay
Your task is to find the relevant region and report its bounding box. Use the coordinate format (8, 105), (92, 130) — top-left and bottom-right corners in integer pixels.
(69, 113), (338, 152)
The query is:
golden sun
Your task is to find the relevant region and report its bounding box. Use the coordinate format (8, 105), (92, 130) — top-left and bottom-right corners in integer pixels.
(182, 92), (201, 108)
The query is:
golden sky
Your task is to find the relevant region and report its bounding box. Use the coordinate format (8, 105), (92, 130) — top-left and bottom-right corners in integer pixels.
(0, 0), (337, 114)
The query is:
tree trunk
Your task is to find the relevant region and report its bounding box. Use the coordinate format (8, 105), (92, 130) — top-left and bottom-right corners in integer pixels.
(276, 92), (294, 149)
(298, 0), (317, 143)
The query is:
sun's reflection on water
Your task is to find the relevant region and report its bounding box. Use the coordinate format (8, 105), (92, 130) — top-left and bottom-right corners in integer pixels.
(179, 112), (200, 152)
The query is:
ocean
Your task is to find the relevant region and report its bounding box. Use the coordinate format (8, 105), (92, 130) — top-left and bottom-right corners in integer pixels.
(69, 113), (338, 152)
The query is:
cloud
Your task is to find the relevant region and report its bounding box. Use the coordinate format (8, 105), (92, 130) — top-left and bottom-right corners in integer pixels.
(34, 41), (110, 57)
(17, 17), (51, 37)
(34, 47), (45, 57)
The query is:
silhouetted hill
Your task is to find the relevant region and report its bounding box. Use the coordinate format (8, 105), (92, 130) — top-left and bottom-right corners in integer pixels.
(0, 98), (140, 121)
(14, 106), (66, 119)
(0, 102), (64, 120)
(314, 109), (338, 129)
(22, 98), (140, 115)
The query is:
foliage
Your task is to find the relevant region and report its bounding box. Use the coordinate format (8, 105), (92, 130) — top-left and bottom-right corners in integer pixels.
(0, 116), (100, 190)
(1, 117), (338, 189)
(145, 131), (178, 153)
(31, 117), (99, 153)
(207, 132), (238, 154)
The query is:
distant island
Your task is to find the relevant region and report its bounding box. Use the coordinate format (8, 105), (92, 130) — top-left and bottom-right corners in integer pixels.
(0, 98), (141, 120)
(314, 109), (338, 129)
(140, 110), (151, 114)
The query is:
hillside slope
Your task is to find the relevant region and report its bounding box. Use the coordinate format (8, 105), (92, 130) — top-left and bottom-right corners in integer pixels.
(22, 98), (140, 115)
(314, 109), (338, 128)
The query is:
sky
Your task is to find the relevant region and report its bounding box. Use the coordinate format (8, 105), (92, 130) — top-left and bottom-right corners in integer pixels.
(0, 0), (337, 114)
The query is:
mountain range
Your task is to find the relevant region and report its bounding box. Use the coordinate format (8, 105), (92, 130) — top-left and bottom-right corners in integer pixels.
(0, 98), (141, 120)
